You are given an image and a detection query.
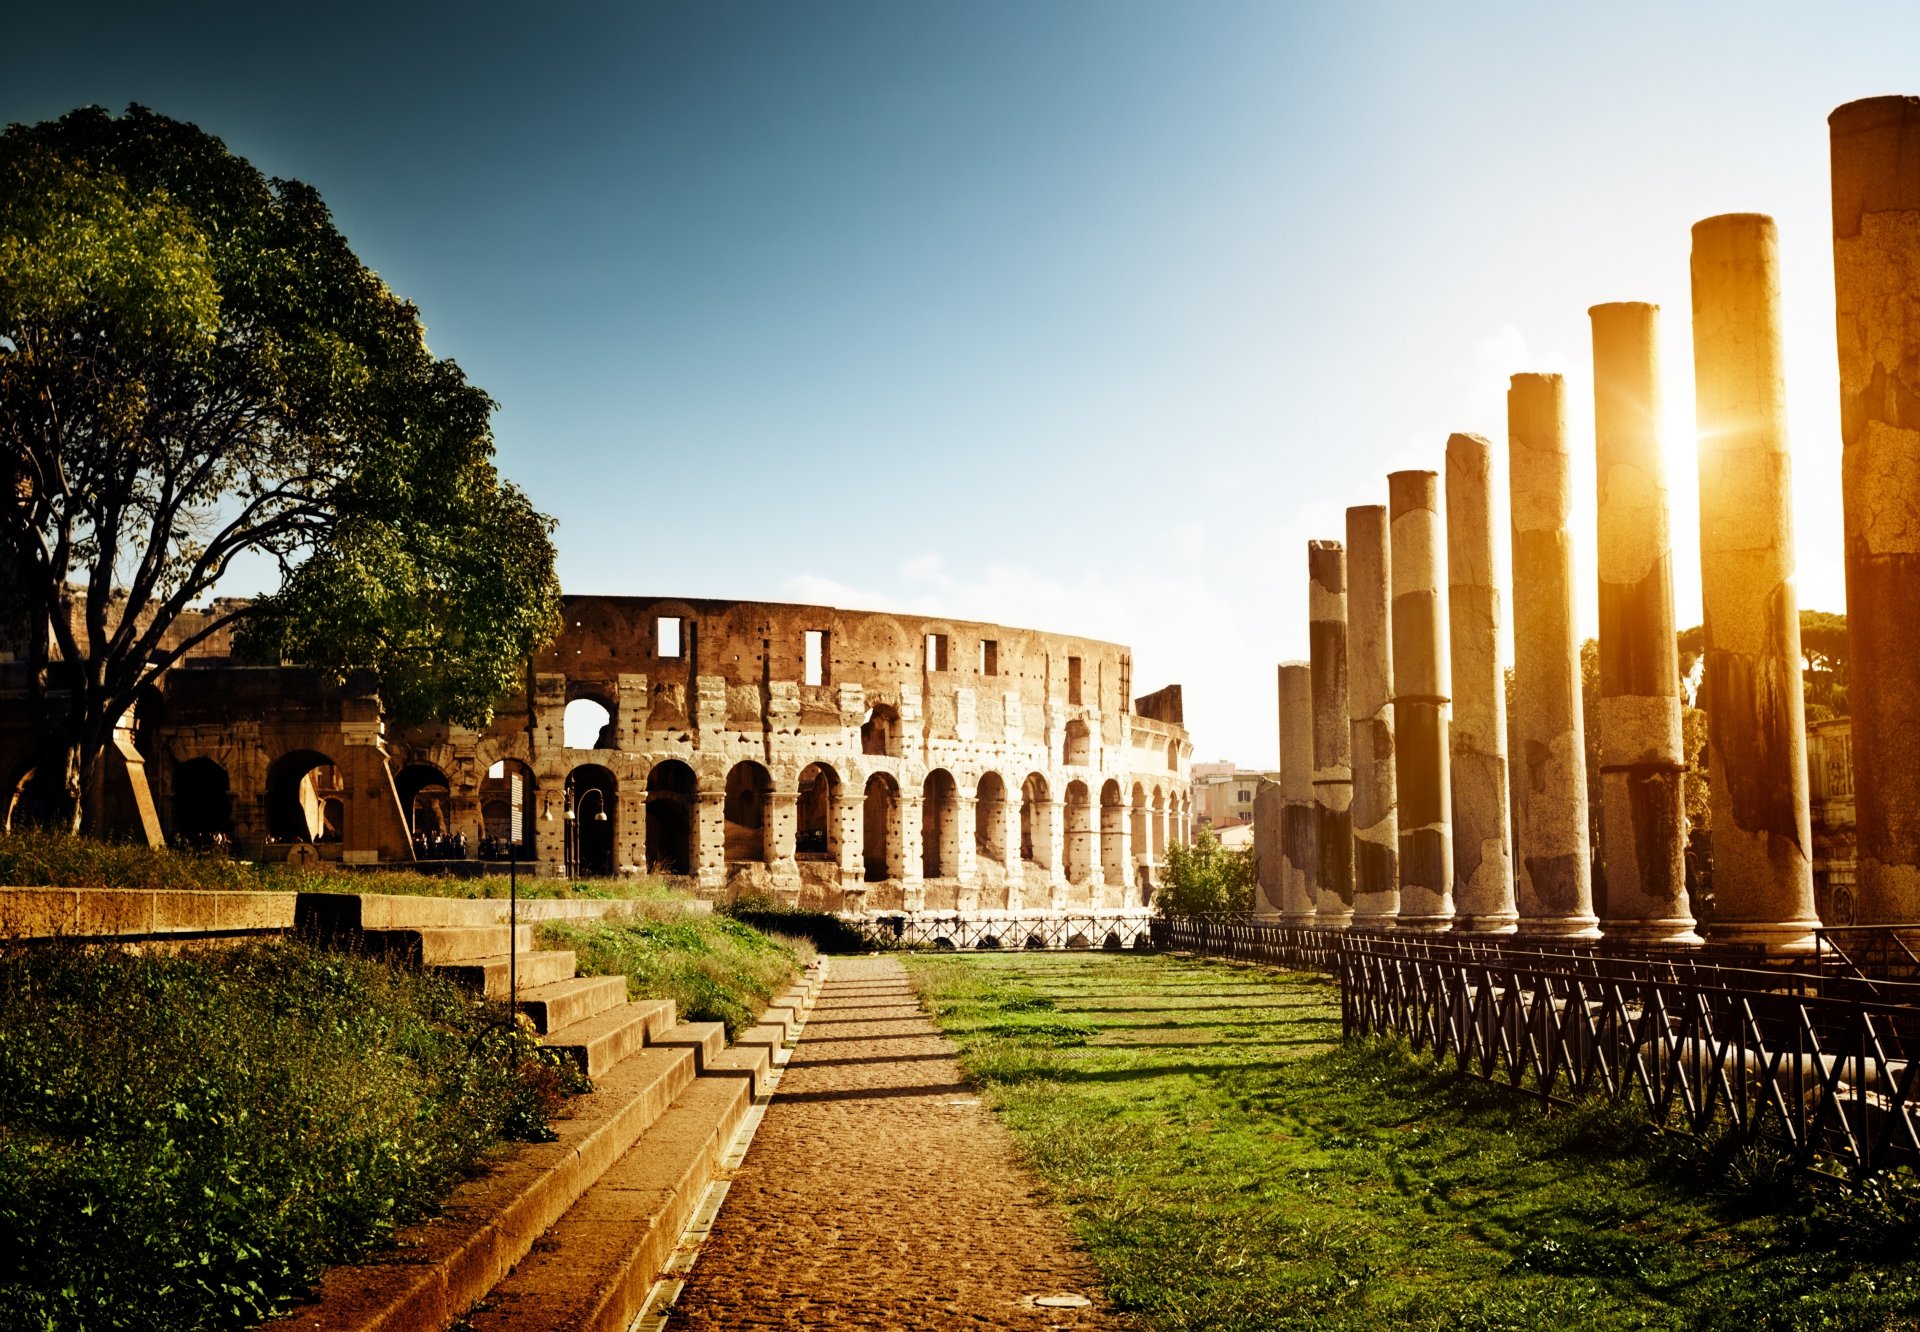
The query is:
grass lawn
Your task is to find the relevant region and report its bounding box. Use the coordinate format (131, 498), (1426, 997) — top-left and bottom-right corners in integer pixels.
(906, 950), (1920, 1332)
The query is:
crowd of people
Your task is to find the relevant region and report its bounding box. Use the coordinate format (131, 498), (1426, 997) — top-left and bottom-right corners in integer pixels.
(411, 829), (468, 860)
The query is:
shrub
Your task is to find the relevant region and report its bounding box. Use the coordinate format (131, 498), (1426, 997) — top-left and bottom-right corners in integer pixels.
(1156, 825), (1256, 918)
(541, 911), (806, 1037)
(0, 941), (575, 1330)
(721, 894), (874, 953)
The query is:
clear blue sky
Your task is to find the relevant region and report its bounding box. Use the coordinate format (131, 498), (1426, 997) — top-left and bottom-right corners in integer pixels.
(6, 3), (1916, 764)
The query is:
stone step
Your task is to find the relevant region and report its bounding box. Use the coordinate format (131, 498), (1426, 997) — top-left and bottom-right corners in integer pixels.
(464, 1073), (755, 1332)
(264, 1042), (700, 1332)
(543, 999), (679, 1079)
(357, 924), (536, 967)
(648, 1019), (727, 1071)
(515, 975), (630, 1035)
(432, 948), (578, 998)
(707, 1032), (777, 1098)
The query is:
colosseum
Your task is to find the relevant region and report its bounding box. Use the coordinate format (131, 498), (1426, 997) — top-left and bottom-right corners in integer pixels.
(2, 596), (1194, 917)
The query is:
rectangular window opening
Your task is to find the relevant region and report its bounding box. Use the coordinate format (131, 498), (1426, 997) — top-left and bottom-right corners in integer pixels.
(980, 639), (998, 676)
(1068, 655), (1083, 705)
(927, 633), (949, 672)
(804, 629), (828, 687)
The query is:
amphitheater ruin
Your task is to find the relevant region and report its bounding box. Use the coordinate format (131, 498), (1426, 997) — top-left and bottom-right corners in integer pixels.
(1, 597), (1194, 925)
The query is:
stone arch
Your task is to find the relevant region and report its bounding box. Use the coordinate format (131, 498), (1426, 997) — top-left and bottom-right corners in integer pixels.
(647, 759), (697, 875)
(266, 750), (340, 844)
(564, 695), (615, 750)
(1064, 718), (1091, 767)
(170, 756), (233, 848)
(861, 704), (902, 758)
(567, 763), (617, 876)
(1166, 738), (1179, 771)
(395, 762), (452, 840)
(479, 759), (535, 859)
(725, 761), (773, 863)
(796, 762), (840, 860)
(1064, 780), (1093, 885)
(1020, 772), (1050, 867)
(922, 769), (958, 878)
(863, 772), (900, 882)
(1100, 779), (1126, 885)
(975, 772), (1008, 861)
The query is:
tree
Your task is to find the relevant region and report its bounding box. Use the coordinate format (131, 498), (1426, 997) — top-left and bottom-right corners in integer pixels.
(1155, 825), (1256, 918)
(0, 106), (560, 832)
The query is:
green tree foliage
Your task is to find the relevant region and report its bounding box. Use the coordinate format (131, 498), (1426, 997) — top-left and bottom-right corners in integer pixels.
(1156, 824), (1256, 918)
(0, 106), (560, 830)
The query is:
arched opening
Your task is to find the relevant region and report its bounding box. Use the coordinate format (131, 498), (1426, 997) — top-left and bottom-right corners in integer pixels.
(1063, 718), (1091, 767)
(266, 751), (340, 843)
(567, 764), (617, 876)
(975, 772), (1007, 861)
(861, 704), (901, 758)
(725, 761), (772, 863)
(1166, 738), (1179, 771)
(796, 762), (839, 860)
(922, 769), (958, 878)
(396, 762), (458, 859)
(478, 759), (535, 860)
(863, 773), (900, 882)
(5, 767), (51, 833)
(564, 697), (615, 750)
(647, 760), (696, 875)
(1064, 780), (1093, 885)
(1019, 772), (1050, 867)
(1151, 788), (1167, 859)
(171, 757), (233, 849)
(1100, 779), (1126, 885)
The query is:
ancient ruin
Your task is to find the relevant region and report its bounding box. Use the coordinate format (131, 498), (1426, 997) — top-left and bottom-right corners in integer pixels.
(1, 597), (1193, 916)
(1387, 469), (1453, 931)
(1308, 541), (1356, 926)
(1346, 505), (1400, 928)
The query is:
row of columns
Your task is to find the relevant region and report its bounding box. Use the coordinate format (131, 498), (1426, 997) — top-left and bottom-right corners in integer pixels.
(1261, 92), (1920, 949)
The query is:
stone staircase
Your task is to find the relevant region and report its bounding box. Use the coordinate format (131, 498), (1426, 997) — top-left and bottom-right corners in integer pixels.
(268, 893), (820, 1332)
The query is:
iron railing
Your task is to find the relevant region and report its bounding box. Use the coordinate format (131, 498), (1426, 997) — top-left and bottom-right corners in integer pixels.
(847, 911), (1154, 952)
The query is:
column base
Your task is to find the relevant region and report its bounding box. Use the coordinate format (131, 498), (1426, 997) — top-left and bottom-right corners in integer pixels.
(1350, 908), (1401, 932)
(1392, 914), (1456, 933)
(1279, 912), (1319, 927)
(1515, 915), (1602, 941)
(1599, 918), (1703, 948)
(1705, 918), (1819, 953)
(1313, 909), (1355, 929)
(1451, 913), (1519, 935)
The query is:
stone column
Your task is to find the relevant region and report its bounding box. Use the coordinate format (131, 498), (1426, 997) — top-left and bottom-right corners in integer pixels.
(767, 788), (801, 902)
(1045, 799), (1068, 908)
(1508, 374), (1601, 938)
(835, 791), (864, 900)
(954, 793), (979, 910)
(1692, 212), (1819, 947)
(1278, 660), (1318, 923)
(1590, 302), (1700, 946)
(900, 793), (925, 910)
(1308, 539), (1355, 927)
(1346, 506), (1400, 927)
(1445, 434), (1518, 933)
(1388, 469), (1455, 931)
(1831, 98), (1920, 924)
(694, 787), (728, 895)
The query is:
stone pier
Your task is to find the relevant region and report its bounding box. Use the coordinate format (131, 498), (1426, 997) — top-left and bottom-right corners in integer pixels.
(1508, 374), (1600, 939)
(1445, 434), (1518, 933)
(1691, 213), (1819, 947)
(1831, 97), (1920, 924)
(1346, 505), (1400, 928)
(1277, 661), (1318, 923)
(1589, 302), (1700, 946)
(1388, 470), (1454, 931)
(1308, 540), (1355, 928)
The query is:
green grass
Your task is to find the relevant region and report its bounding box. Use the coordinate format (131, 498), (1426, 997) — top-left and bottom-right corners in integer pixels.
(0, 827), (670, 899)
(539, 908), (810, 1038)
(906, 951), (1920, 1332)
(0, 940), (582, 1331)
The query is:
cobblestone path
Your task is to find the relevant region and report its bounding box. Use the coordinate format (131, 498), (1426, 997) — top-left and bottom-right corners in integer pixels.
(669, 954), (1130, 1329)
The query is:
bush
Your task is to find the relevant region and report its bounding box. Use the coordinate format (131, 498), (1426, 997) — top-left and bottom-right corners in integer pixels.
(1156, 825), (1256, 918)
(0, 940), (576, 1330)
(721, 894), (874, 954)
(539, 910), (806, 1038)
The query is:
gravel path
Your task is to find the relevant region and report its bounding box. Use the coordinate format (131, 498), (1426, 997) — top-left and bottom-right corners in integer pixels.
(669, 954), (1129, 1329)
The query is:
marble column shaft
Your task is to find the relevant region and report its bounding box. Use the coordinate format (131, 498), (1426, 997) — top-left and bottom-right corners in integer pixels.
(1446, 434), (1518, 933)
(1346, 506), (1400, 927)
(1508, 373), (1600, 938)
(1590, 302), (1700, 946)
(1278, 660), (1318, 923)
(1691, 212), (1819, 947)
(1388, 469), (1454, 930)
(1308, 540), (1355, 927)
(1831, 97), (1920, 924)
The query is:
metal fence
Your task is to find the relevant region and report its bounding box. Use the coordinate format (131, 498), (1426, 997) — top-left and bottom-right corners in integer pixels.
(847, 911), (1155, 952)
(1155, 913), (1920, 1180)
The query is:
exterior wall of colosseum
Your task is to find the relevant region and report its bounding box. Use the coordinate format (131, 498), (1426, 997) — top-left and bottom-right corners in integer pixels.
(2, 596), (1194, 912)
